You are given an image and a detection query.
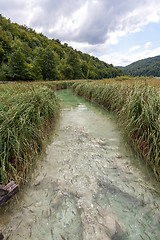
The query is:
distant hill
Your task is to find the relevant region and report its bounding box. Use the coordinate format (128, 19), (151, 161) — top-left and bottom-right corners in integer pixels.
(122, 56), (160, 77)
(115, 66), (124, 69)
(0, 14), (123, 81)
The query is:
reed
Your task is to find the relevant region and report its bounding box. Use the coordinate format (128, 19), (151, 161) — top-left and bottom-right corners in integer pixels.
(43, 80), (83, 90)
(72, 80), (160, 179)
(0, 83), (60, 184)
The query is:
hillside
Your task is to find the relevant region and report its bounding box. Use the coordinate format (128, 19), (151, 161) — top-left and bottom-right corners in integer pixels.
(122, 56), (160, 77)
(0, 15), (123, 81)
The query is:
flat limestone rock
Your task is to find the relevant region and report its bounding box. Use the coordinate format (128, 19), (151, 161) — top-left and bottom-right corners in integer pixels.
(0, 181), (19, 207)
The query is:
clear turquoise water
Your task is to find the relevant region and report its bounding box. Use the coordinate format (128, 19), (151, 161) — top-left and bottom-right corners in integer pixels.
(0, 89), (159, 240)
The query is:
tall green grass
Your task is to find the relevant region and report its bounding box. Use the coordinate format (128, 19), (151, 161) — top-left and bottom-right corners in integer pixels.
(0, 83), (60, 184)
(72, 82), (160, 179)
(43, 80), (83, 90)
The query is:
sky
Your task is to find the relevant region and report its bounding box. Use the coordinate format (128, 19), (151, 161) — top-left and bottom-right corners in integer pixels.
(1, 0), (160, 66)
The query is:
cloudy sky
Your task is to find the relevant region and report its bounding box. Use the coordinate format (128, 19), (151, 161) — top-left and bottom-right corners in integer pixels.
(1, 0), (160, 66)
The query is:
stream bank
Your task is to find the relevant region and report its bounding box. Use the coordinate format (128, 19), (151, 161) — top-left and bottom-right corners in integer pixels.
(0, 89), (160, 240)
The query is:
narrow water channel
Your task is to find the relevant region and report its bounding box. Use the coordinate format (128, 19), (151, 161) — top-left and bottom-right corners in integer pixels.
(0, 89), (160, 240)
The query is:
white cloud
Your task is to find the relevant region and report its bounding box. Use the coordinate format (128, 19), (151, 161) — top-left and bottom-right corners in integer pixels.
(129, 45), (141, 53)
(145, 41), (152, 48)
(65, 40), (107, 57)
(100, 46), (160, 66)
(47, 1), (89, 39)
(1, 0), (160, 66)
(1, 0), (160, 45)
(100, 53), (130, 67)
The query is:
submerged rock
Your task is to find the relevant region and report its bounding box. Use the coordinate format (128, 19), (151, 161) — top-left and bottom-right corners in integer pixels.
(0, 90), (160, 239)
(81, 206), (126, 240)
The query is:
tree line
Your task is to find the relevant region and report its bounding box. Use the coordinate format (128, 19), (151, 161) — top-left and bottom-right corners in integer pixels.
(122, 56), (160, 77)
(0, 15), (123, 81)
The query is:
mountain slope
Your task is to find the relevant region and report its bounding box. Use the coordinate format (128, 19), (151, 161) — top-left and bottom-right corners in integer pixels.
(122, 56), (160, 77)
(0, 15), (123, 81)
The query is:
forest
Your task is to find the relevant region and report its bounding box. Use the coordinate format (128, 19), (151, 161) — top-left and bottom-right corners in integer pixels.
(0, 15), (123, 81)
(122, 55), (160, 77)
(0, 8), (160, 240)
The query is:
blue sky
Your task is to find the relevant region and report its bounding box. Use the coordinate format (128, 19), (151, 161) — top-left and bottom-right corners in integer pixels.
(99, 21), (160, 66)
(1, 0), (160, 66)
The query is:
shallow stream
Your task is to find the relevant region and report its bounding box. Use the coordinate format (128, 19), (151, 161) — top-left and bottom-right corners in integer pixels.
(0, 89), (160, 240)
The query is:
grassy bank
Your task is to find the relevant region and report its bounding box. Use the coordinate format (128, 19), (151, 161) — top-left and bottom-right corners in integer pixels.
(43, 79), (85, 90)
(0, 83), (60, 184)
(72, 78), (160, 179)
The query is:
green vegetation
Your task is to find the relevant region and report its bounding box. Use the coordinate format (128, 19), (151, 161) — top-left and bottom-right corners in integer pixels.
(0, 78), (159, 184)
(72, 77), (160, 179)
(0, 14), (123, 81)
(122, 55), (160, 77)
(0, 82), (60, 184)
(43, 80), (80, 90)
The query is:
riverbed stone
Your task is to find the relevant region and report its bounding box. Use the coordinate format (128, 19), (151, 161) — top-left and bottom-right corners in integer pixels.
(1, 91), (160, 239)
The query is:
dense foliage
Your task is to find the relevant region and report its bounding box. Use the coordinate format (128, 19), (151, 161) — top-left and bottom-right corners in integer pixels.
(0, 15), (123, 81)
(122, 56), (160, 77)
(0, 83), (60, 184)
(0, 80), (77, 184)
(72, 78), (160, 179)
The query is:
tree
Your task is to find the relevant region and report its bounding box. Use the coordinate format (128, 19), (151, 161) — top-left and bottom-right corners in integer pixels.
(35, 46), (57, 80)
(0, 14), (124, 81)
(0, 26), (11, 64)
(81, 61), (88, 78)
(60, 63), (74, 79)
(0, 43), (5, 64)
(8, 48), (29, 80)
(66, 50), (83, 79)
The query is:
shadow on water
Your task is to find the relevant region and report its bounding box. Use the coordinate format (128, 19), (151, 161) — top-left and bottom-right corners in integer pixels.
(0, 89), (160, 240)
